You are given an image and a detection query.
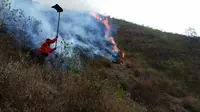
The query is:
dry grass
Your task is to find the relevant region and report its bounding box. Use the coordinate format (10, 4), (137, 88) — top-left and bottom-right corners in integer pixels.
(181, 96), (200, 112)
(130, 72), (200, 112)
(0, 57), (146, 112)
(0, 31), (148, 112)
(83, 55), (200, 112)
(1, 24), (200, 112)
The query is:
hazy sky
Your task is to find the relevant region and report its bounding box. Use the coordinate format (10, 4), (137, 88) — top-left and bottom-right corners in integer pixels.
(34, 0), (200, 35)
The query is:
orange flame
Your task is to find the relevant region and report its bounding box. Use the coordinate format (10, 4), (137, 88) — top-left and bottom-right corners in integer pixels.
(121, 52), (125, 58)
(90, 11), (120, 53)
(120, 61), (123, 64)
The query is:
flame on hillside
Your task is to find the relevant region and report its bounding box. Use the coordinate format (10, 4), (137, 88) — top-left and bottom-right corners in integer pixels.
(89, 11), (125, 64)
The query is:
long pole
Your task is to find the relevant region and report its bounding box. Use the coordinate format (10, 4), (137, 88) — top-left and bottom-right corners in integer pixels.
(55, 12), (61, 48)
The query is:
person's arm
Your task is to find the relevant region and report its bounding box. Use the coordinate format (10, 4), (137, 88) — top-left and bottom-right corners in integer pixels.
(50, 48), (56, 53)
(46, 36), (58, 44)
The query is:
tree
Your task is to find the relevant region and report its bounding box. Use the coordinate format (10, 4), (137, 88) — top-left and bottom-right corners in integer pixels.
(185, 27), (198, 37)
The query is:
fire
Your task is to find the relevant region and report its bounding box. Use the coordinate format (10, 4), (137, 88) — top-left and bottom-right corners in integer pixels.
(90, 11), (110, 30)
(121, 52), (125, 58)
(90, 11), (125, 64)
(120, 61), (123, 64)
(89, 11), (120, 53)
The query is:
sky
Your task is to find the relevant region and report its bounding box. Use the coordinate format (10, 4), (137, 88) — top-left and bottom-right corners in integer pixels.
(33, 0), (200, 36)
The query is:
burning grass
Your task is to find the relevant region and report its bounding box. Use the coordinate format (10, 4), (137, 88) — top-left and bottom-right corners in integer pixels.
(90, 11), (125, 64)
(1, 7), (200, 111)
(0, 32), (146, 111)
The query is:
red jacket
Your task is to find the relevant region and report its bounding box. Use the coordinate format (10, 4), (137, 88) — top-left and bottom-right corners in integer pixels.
(38, 37), (58, 55)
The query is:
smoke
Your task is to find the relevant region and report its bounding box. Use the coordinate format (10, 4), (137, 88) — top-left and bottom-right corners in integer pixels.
(33, 0), (100, 12)
(0, 0), (117, 65)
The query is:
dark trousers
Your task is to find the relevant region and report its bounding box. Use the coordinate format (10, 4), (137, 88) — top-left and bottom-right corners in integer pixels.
(37, 53), (48, 65)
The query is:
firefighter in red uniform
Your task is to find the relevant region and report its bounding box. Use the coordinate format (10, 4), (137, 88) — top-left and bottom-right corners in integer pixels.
(37, 36), (58, 65)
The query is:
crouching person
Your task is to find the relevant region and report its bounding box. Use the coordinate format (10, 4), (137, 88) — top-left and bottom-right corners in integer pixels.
(37, 36), (58, 65)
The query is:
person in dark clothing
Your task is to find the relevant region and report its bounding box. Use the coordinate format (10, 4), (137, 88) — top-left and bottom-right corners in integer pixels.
(37, 36), (58, 65)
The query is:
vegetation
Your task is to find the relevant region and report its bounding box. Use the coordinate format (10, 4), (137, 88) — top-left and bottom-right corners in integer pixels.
(1, 2), (200, 112)
(185, 27), (198, 37)
(0, 31), (146, 112)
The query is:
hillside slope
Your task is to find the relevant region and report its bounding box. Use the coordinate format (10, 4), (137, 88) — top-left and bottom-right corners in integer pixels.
(114, 19), (200, 93)
(1, 18), (200, 112)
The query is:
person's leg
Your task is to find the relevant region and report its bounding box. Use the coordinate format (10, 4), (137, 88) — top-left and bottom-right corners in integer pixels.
(39, 53), (49, 65)
(40, 55), (45, 65)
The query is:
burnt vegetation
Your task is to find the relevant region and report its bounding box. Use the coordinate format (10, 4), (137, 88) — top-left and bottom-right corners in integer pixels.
(1, 3), (200, 112)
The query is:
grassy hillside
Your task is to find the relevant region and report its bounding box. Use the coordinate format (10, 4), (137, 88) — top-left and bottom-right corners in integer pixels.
(1, 17), (200, 112)
(114, 19), (200, 93)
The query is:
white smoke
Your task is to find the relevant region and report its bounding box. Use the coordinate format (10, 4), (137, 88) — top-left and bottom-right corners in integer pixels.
(33, 0), (100, 12)
(1, 0), (116, 61)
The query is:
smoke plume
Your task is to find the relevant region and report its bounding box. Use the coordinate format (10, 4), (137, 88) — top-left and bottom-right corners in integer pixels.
(0, 0), (118, 68)
(33, 0), (100, 12)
